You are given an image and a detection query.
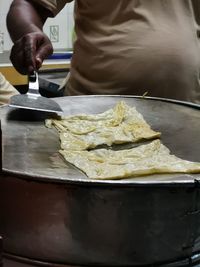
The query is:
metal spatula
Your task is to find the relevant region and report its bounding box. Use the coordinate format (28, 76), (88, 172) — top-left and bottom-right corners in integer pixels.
(9, 71), (63, 115)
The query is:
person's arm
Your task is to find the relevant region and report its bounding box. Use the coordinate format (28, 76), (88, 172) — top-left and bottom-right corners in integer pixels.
(7, 0), (53, 74)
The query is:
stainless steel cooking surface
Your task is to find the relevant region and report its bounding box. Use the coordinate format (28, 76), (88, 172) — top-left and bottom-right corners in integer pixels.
(1, 95), (200, 184)
(1, 96), (200, 266)
(3, 252), (200, 267)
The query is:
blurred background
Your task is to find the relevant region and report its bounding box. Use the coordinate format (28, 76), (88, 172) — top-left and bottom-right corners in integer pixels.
(0, 1), (74, 96)
(0, 0), (75, 51)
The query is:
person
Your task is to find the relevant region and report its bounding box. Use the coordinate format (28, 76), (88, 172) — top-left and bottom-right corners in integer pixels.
(6, 0), (200, 103)
(0, 72), (18, 105)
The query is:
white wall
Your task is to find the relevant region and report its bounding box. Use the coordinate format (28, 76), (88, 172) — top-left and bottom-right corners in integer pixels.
(44, 2), (74, 50)
(0, 0), (74, 52)
(0, 0), (13, 51)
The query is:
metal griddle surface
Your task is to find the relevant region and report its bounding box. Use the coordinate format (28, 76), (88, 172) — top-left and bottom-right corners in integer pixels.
(1, 96), (200, 185)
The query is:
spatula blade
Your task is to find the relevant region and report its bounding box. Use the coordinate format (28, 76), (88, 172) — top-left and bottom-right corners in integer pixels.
(9, 71), (63, 115)
(9, 94), (63, 115)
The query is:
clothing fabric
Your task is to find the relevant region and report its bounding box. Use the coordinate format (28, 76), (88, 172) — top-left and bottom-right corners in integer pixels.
(33, 0), (200, 103)
(0, 73), (18, 105)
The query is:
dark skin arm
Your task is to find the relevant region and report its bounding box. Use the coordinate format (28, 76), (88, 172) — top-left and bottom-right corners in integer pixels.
(7, 0), (53, 74)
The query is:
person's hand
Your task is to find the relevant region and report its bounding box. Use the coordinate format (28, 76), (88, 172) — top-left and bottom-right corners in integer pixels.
(10, 31), (53, 75)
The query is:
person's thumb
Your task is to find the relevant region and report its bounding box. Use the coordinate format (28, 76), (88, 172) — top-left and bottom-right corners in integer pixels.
(36, 43), (53, 69)
(35, 57), (42, 70)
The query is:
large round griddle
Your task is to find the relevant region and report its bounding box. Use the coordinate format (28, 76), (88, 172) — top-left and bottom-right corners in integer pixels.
(1, 96), (200, 267)
(1, 95), (200, 184)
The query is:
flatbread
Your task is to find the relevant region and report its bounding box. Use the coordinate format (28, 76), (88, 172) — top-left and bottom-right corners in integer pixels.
(46, 101), (161, 150)
(59, 140), (200, 180)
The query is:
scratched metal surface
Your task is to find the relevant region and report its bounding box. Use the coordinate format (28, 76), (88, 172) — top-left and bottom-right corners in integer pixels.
(1, 95), (200, 185)
(1, 96), (200, 266)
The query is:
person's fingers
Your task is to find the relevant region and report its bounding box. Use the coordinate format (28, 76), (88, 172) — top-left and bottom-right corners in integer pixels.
(24, 33), (53, 72)
(10, 41), (27, 74)
(9, 32), (52, 75)
(35, 57), (42, 70)
(10, 34), (36, 75)
(23, 33), (37, 73)
(35, 39), (53, 64)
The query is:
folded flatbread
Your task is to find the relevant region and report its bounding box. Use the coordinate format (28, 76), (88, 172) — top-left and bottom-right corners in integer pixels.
(60, 140), (200, 180)
(45, 101), (161, 150)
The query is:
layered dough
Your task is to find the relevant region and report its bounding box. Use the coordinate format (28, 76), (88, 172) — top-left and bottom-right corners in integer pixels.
(46, 101), (161, 150)
(60, 140), (200, 180)
(46, 101), (200, 180)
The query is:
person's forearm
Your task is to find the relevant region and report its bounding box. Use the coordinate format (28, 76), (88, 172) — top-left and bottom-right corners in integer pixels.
(7, 0), (51, 42)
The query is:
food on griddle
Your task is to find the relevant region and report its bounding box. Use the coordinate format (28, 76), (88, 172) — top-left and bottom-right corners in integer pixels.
(60, 139), (200, 179)
(46, 101), (200, 180)
(45, 101), (161, 151)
